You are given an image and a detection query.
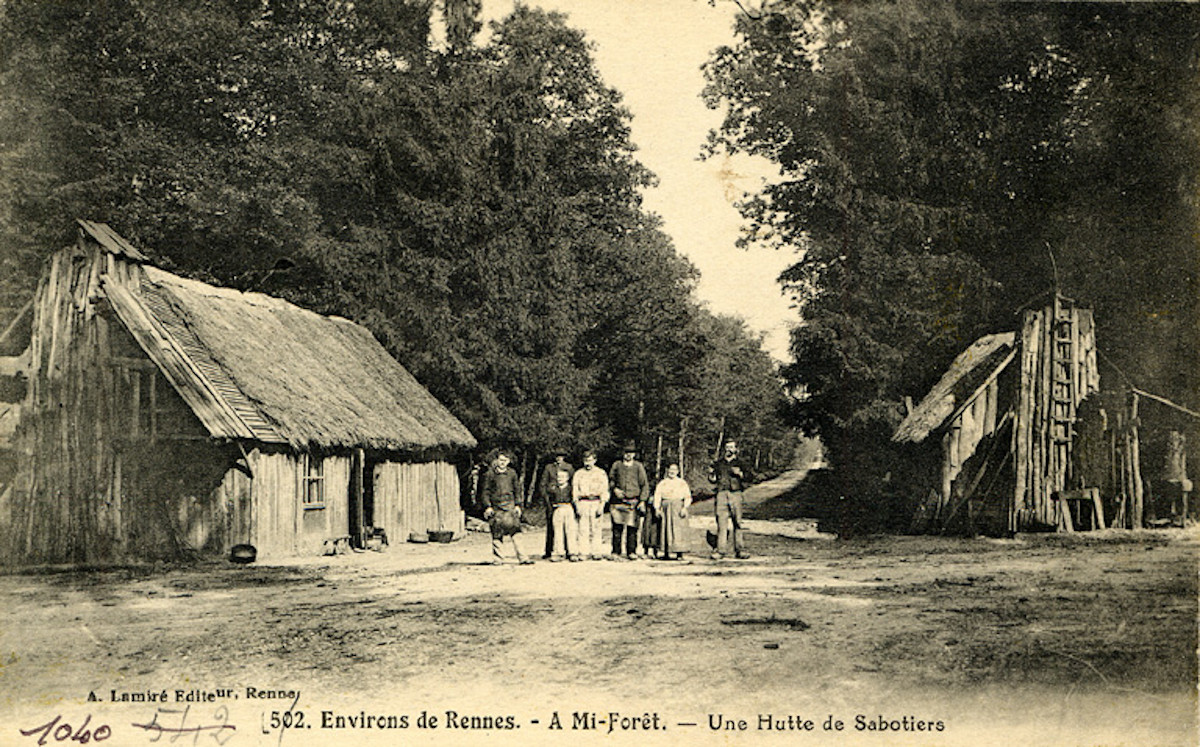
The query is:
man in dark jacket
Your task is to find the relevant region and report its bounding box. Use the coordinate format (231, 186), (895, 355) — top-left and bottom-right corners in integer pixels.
(708, 439), (754, 559)
(479, 451), (531, 565)
(608, 441), (649, 559)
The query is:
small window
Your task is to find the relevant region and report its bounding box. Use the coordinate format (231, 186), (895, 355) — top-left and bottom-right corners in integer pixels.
(301, 454), (325, 509)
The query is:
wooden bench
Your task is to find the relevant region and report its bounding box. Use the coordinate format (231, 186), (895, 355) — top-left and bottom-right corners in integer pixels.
(1054, 488), (1105, 531)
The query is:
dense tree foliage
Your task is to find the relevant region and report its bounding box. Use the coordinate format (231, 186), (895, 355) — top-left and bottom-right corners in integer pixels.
(704, 0), (1199, 522)
(0, 0), (795, 490)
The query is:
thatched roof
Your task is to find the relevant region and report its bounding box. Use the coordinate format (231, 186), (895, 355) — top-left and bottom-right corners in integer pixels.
(95, 227), (474, 452)
(893, 333), (1016, 444)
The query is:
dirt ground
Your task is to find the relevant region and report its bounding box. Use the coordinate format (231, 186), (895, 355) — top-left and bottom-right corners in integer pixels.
(0, 470), (1195, 747)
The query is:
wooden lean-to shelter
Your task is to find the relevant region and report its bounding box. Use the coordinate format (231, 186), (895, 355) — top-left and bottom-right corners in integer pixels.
(0, 221), (475, 564)
(895, 296), (1103, 535)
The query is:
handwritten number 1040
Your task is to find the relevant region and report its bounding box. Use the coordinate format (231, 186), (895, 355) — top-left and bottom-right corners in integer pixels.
(19, 714), (111, 745)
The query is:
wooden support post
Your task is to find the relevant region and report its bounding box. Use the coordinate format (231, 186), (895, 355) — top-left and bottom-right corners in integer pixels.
(1119, 423), (1132, 529)
(1130, 393), (1144, 528)
(1055, 489), (1106, 531)
(1067, 306), (1080, 486)
(1090, 487), (1106, 530)
(148, 372), (157, 441)
(1039, 306), (1053, 524)
(941, 431), (953, 514)
(1013, 311), (1036, 532)
(130, 372), (140, 438)
(1057, 492), (1075, 532)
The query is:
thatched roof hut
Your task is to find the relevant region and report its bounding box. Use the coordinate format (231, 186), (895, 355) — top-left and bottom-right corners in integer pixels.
(894, 299), (1104, 535)
(3, 221), (476, 564)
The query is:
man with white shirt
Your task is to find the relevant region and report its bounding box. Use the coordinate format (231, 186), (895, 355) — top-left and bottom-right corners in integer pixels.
(571, 449), (609, 561)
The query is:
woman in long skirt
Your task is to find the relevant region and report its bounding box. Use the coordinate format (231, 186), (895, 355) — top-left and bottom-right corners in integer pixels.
(653, 463), (692, 559)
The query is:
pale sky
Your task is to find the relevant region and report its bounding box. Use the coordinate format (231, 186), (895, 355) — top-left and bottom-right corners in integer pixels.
(480, 0), (796, 360)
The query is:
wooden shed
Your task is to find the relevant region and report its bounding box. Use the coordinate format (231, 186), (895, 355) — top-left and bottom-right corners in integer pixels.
(1, 221), (476, 564)
(895, 296), (1101, 534)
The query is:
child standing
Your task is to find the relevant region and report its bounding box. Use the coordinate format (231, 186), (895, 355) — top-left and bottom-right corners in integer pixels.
(547, 467), (580, 562)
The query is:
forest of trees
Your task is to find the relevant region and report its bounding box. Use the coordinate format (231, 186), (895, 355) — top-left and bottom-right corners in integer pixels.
(0, 0), (796, 495)
(704, 0), (1199, 527)
(4, 0), (1193, 528)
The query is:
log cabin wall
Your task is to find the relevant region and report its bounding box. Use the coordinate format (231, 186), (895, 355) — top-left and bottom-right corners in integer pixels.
(10, 243), (136, 563)
(373, 460), (463, 541)
(952, 369), (1017, 535)
(4, 241), (240, 563)
(940, 376), (1003, 506)
(1013, 302), (1100, 530)
(935, 363), (1014, 534)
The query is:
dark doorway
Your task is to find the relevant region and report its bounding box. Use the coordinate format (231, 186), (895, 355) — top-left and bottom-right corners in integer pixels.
(363, 456), (379, 532)
(349, 450), (381, 548)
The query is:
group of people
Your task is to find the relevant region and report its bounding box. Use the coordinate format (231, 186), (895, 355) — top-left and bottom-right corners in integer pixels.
(476, 439), (754, 565)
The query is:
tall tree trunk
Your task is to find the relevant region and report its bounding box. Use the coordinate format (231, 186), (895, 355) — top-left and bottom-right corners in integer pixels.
(522, 451), (536, 507)
(714, 415), (726, 461)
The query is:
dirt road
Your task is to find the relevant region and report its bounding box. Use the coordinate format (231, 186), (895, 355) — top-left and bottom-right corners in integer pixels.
(0, 470), (1195, 746)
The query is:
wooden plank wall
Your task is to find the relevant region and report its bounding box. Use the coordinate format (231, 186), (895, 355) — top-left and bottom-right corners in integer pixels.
(213, 462), (253, 549)
(5, 239), (234, 563)
(373, 460), (464, 541)
(1012, 311), (1038, 531)
(298, 455), (349, 556)
(244, 450), (351, 559)
(6, 245), (118, 563)
(246, 450), (291, 558)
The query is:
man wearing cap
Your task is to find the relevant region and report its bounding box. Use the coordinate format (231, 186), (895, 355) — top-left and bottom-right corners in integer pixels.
(708, 439), (754, 560)
(538, 448), (574, 559)
(608, 441), (649, 560)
